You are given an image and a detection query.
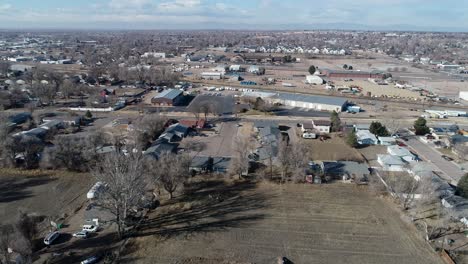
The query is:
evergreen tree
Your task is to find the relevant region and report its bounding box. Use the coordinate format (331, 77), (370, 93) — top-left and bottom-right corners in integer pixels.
(414, 117), (430, 135)
(456, 173), (468, 199)
(85, 110), (93, 120)
(346, 130), (358, 148)
(308, 65), (316, 75)
(330, 111), (341, 132)
(369, 121), (390, 137)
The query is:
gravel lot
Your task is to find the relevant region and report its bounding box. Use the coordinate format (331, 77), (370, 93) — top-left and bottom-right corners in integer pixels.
(123, 179), (442, 264)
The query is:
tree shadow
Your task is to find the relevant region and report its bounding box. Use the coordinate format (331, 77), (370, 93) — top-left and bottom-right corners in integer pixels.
(132, 179), (269, 240)
(0, 175), (57, 203)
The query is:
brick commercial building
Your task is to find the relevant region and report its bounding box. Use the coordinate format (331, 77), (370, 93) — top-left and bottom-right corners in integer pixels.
(151, 89), (183, 106)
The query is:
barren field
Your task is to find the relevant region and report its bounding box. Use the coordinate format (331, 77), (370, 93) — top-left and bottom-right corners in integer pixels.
(301, 134), (365, 162)
(0, 169), (92, 224)
(122, 179), (442, 264)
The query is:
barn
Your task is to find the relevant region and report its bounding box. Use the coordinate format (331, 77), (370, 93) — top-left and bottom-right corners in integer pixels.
(151, 89), (183, 106)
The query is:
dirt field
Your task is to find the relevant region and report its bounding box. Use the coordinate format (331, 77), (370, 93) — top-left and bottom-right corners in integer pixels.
(122, 179), (443, 264)
(301, 134), (365, 162)
(0, 169), (92, 224)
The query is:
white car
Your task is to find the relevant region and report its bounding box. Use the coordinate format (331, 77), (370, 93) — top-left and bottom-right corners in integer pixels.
(73, 230), (88, 238)
(82, 224), (99, 233)
(44, 231), (60, 245)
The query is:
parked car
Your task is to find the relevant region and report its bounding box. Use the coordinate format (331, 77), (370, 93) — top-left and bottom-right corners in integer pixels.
(442, 155), (454, 161)
(80, 254), (102, 264)
(82, 224), (99, 233)
(73, 231), (88, 239)
(44, 231), (60, 245)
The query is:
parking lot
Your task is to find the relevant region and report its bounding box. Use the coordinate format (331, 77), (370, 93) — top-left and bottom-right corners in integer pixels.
(187, 94), (235, 115)
(181, 120), (240, 157)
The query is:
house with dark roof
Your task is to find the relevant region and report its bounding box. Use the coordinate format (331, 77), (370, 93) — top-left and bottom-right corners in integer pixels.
(159, 123), (189, 143)
(151, 89), (183, 106)
(144, 140), (177, 159)
(319, 161), (370, 181)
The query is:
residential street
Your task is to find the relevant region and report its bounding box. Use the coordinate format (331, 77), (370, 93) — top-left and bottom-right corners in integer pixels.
(403, 129), (465, 185)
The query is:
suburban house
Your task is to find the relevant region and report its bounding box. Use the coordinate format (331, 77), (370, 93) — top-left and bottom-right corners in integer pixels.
(356, 130), (378, 145)
(319, 161), (370, 181)
(179, 119), (206, 129)
(377, 154), (406, 172)
(301, 122), (315, 133)
(312, 120), (331, 134)
(151, 89), (184, 106)
(144, 139), (177, 159)
(254, 122), (281, 161)
(305, 75), (324, 85)
(430, 124), (460, 140)
(159, 123), (189, 142)
(387, 145), (416, 162)
(378, 136), (396, 146)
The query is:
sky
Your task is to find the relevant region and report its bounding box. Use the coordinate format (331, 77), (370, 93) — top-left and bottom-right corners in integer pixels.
(0, 0), (466, 31)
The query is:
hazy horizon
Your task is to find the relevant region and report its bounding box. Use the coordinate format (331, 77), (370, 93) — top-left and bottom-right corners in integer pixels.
(0, 0), (467, 32)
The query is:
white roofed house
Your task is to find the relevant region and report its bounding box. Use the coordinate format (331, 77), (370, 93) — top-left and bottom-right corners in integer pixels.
(356, 130), (378, 145)
(306, 75), (324, 85)
(378, 136), (396, 146)
(248, 65), (260, 74)
(387, 145), (416, 162)
(377, 154), (406, 172)
(214, 64), (227, 73)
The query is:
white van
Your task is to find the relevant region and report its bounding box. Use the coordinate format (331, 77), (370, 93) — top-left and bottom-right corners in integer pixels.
(44, 231), (60, 245)
(82, 224), (99, 233)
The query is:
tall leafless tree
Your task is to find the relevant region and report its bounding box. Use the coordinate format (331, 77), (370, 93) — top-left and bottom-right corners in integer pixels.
(149, 151), (191, 199)
(92, 151), (148, 239)
(230, 136), (253, 179)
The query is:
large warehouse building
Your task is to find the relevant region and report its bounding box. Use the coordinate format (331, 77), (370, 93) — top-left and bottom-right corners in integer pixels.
(151, 89), (183, 106)
(321, 69), (385, 79)
(243, 91), (348, 112)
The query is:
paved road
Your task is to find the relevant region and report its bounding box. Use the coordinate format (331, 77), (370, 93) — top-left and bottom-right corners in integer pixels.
(402, 129), (465, 185)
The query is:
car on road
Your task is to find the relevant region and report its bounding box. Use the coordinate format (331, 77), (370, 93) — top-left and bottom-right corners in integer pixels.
(44, 231), (60, 245)
(72, 231), (88, 239)
(80, 254), (102, 264)
(442, 155), (454, 161)
(397, 141), (407, 147)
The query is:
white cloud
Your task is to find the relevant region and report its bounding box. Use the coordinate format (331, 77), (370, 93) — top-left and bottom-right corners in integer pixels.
(0, 3), (12, 13)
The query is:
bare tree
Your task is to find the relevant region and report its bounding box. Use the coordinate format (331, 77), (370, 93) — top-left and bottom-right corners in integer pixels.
(149, 151), (191, 199)
(10, 211), (38, 264)
(0, 225), (14, 264)
(230, 136), (253, 179)
(50, 135), (89, 171)
(92, 151), (148, 239)
(277, 139), (292, 183)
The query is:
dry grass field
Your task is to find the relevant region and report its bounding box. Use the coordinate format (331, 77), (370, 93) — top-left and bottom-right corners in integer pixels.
(301, 134), (365, 162)
(0, 169), (92, 224)
(121, 178), (442, 264)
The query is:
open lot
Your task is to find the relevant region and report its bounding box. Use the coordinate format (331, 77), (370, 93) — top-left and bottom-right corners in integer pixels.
(0, 169), (92, 224)
(300, 134), (365, 162)
(122, 179), (442, 264)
